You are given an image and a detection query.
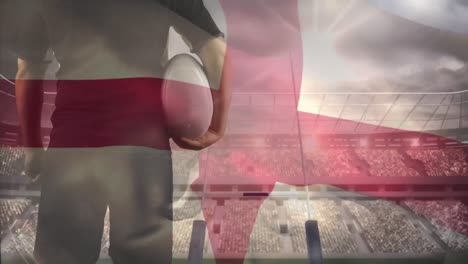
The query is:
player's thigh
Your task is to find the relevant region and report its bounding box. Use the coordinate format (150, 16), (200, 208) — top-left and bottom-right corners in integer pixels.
(101, 146), (173, 218)
(35, 148), (107, 263)
(101, 146), (173, 263)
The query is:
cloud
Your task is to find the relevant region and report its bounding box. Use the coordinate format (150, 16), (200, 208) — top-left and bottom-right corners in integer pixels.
(368, 0), (468, 35)
(300, 0), (468, 93)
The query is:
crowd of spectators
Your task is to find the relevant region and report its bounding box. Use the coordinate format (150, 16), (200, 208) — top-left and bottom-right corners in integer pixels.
(172, 199), (216, 255)
(406, 149), (468, 177)
(218, 199), (265, 254)
(206, 149), (303, 180)
(1, 205), (37, 257)
(344, 200), (441, 253)
(1, 145), (467, 182)
(172, 217), (198, 255)
(0, 145), (24, 177)
(3, 198), (468, 258)
(304, 148), (467, 178)
(355, 149), (420, 177)
(248, 200), (283, 253)
(96, 200), (215, 256)
(306, 149), (362, 178)
(199, 147), (467, 180)
(284, 199), (358, 254)
(0, 198), (30, 238)
(404, 200), (468, 251)
(283, 199), (308, 253)
(172, 199), (203, 255)
(216, 199), (285, 254)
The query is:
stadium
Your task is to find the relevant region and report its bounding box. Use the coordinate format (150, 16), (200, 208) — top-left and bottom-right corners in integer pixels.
(1, 79), (468, 263)
(1, 0), (468, 263)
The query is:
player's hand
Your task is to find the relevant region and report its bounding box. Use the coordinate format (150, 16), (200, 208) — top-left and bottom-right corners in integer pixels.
(173, 37), (230, 151)
(172, 128), (223, 150)
(23, 148), (45, 182)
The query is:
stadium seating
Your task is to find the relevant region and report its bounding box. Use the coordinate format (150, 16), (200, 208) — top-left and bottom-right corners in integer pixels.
(355, 149), (420, 177)
(218, 199), (265, 253)
(0, 198), (30, 238)
(407, 149), (468, 177)
(248, 200), (283, 253)
(1, 198), (468, 259)
(284, 199), (358, 254)
(306, 149), (363, 178)
(1, 145), (467, 181)
(344, 200), (441, 253)
(0, 145), (24, 177)
(405, 200), (468, 251)
(206, 149), (303, 180)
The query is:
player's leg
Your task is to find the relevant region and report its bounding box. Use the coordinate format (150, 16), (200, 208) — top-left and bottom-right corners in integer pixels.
(102, 146), (173, 264)
(34, 148), (107, 264)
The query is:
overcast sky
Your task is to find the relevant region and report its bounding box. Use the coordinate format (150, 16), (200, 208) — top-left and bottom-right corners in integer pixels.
(201, 0), (468, 131)
(296, 0), (468, 93)
(200, 0), (468, 93)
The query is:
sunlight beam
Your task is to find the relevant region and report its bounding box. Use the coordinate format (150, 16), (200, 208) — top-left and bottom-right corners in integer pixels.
(326, 0), (358, 33)
(313, 0), (320, 32)
(333, 9), (377, 38)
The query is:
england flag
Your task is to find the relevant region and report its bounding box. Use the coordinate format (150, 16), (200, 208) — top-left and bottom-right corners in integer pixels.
(1, 0), (468, 263)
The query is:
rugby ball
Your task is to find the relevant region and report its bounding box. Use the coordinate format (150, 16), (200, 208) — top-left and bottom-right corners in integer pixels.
(162, 54), (213, 139)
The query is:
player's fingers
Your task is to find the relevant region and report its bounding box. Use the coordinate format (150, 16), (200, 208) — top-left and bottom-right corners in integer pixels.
(180, 137), (205, 150)
(173, 129), (223, 150)
(173, 137), (203, 150)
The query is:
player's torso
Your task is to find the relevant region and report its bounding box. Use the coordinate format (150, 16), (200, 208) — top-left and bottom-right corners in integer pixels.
(41, 0), (173, 80)
(39, 0), (174, 147)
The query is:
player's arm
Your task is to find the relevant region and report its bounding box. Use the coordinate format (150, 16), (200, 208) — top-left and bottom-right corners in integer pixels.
(11, 1), (49, 179)
(172, 37), (231, 150)
(16, 58), (47, 180)
(198, 37), (230, 138)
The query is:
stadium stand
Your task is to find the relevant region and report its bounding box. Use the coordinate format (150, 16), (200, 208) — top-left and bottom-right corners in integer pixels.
(0, 145), (23, 177)
(343, 200), (441, 253)
(201, 147), (468, 181)
(407, 149), (468, 177)
(2, 204), (37, 256)
(172, 200), (205, 256)
(218, 199), (265, 254)
(2, 197), (468, 262)
(284, 199), (358, 254)
(206, 149), (303, 180)
(173, 218), (198, 255)
(306, 149), (364, 178)
(404, 200), (468, 251)
(355, 149), (421, 178)
(0, 198), (30, 238)
(248, 200), (283, 253)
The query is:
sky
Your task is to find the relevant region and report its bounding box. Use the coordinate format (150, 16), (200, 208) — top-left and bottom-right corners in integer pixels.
(297, 0), (468, 93)
(196, 0), (468, 93)
(198, 0), (468, 132)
